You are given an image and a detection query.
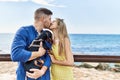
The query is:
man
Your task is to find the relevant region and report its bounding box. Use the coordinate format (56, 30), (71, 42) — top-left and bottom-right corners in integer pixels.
(11, 8), (53, 80)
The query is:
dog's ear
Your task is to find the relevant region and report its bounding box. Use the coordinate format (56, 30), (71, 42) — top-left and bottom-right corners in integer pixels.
(48, 31), (52, 38)
(45, 31), (53, 43)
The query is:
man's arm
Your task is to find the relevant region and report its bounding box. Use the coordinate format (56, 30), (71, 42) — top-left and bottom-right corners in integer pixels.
(42, 52), (51, 68)
(11, 27), (45, 62)
(40, 52), (51, 73)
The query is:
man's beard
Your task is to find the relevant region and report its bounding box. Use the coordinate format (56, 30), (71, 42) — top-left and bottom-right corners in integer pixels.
(44, 25), (50, 29)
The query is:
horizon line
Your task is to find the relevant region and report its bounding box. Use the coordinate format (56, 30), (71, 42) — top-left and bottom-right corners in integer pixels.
(1, 32), (120, 35)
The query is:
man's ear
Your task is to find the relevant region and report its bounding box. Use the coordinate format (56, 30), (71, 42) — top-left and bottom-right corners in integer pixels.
(39, 16), (45, 22)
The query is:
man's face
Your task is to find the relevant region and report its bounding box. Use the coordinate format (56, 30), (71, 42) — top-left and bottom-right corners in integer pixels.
(43, 15), (52, 29)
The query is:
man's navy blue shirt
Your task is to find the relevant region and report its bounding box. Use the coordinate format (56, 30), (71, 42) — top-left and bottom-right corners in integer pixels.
(11, 25), (51, 80)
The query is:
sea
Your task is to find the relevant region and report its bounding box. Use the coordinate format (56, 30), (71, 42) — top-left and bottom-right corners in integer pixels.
(1, 33), (120, 56)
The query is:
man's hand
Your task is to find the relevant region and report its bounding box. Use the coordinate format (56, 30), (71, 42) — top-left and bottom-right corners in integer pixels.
(26, 69), (45, 79)
(38, 42), (46, 56)
(29, 42), (46, 61)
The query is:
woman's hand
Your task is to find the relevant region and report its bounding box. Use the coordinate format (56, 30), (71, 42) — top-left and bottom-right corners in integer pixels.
(49, 54), (56, 63)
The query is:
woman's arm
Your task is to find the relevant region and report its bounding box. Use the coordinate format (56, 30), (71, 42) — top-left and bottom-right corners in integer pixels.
(50, 38), (74, 66)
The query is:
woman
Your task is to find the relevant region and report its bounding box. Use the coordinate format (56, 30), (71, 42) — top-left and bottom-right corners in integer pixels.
(49, 18), (74, 80)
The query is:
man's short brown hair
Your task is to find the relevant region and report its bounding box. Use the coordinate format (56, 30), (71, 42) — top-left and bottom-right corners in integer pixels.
(34, 8), (53, 20)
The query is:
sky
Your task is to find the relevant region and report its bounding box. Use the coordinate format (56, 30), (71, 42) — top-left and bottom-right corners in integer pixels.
(0, 0), (120, 34)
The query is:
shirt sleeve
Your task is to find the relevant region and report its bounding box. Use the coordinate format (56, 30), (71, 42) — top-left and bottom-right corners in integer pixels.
(43, 53), (51, 68)
(11, 27), (31, 62)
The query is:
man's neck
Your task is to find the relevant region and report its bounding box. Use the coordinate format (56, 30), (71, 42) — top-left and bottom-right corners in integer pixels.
(34, 21), (43, 33)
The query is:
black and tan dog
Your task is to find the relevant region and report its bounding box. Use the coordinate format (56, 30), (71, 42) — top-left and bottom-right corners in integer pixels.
(24, 30), (53, 73)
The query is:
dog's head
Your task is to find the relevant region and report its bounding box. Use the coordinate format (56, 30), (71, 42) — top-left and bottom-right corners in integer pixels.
(37, 30), (53, 43)
(35, 30), (53, 50)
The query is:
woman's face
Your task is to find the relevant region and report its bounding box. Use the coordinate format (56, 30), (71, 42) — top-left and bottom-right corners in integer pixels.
(50, 20), (58, 30)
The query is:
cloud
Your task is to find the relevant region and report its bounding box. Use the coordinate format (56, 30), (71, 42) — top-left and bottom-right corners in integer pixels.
(31, 0), (66, 7)
(0, 0), (28, 2)
(0, 0), (66, 7)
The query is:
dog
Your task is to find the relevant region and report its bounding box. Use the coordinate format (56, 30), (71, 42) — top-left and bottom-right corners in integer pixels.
(24, 30), (53, 73)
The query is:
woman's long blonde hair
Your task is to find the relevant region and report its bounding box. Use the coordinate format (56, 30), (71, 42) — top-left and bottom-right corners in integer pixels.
(56, 18), (69, 55)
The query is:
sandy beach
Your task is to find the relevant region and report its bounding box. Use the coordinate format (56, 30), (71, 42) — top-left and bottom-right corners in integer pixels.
(0, 62), (120, 80)
(0, 62), (17, 80)
(73, 67), (120, 80)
